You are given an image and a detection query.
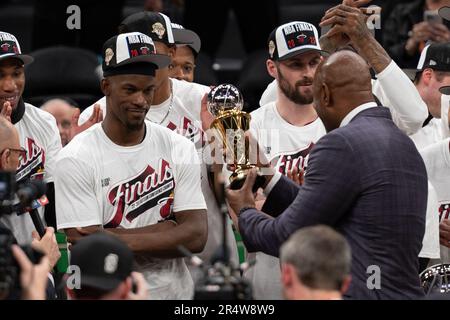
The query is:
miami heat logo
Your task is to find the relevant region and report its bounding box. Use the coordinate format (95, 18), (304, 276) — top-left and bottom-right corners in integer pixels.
(1, 43), (10, 52)
(105, 159), (175, 228)
(270, 142), (315, 176)
(16, 138), (46, 182)
(140, 46), (151, 55)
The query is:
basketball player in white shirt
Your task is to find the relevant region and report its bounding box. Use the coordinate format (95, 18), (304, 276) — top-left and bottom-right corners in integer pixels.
(55, 33), (207, 300)
(0, 31), (62, 244)
(78, 12), (240, 268)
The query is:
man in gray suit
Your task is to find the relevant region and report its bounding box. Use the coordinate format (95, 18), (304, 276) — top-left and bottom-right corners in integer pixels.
(226, 50), (428, 299)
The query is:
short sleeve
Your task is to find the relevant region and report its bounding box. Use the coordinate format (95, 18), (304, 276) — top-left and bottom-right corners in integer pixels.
(171, 137), (207, 212)
(43, 115), (62, 183)
(54, 155), (102, 230)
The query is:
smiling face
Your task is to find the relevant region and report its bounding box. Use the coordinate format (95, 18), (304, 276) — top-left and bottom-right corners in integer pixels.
(0, 58), (25, 110)
(276, 51), (322, 105)
(102, 74), (157, 131)
(168, 46), (196, 82)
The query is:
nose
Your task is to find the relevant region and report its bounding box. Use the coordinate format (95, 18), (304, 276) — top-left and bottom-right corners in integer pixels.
(304, 65), (315, 81)
(171, 65), (185, 81)
(1, 75), (17, 93)
(133, 91), (148, 107)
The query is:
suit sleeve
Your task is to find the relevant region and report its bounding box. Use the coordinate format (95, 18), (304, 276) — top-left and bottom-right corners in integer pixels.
(239, 132), (360, 256)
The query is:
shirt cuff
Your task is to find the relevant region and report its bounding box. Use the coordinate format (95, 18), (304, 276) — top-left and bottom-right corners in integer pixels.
(374, 59), (396, 80)
(263, 171), (282, 197)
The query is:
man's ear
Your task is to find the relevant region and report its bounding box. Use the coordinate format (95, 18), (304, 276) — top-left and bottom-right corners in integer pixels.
(281, 263), (295, 287)
(322, 82), (331, 108)
(340, 275), (352, 295)
(0, 149), (10, 170)
(168, 45), (177, 59)
(266, 59), (277, 79)
(101, 78), (111, 96)
(422, 68), (433, 86)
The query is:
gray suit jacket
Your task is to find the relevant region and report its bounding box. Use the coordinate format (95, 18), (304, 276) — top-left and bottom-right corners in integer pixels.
(239, 107), (428, 299)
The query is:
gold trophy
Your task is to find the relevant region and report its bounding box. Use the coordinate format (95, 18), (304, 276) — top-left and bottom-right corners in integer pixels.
(207, 84), (266, 191)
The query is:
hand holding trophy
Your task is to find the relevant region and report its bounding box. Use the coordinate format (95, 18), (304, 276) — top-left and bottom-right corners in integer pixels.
(207, 84), (266, 192)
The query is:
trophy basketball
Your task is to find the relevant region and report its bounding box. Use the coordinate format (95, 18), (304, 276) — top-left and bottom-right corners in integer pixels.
(207, 84), (265, 191)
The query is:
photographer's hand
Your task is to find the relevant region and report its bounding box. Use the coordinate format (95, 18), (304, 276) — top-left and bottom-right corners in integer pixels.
(12, 244), (50, 300)
(127, 272), (149, 300)
(31, 227), (61, 270)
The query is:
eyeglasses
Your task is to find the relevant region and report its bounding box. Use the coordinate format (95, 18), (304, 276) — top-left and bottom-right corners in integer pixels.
(1, 147), (27, 161)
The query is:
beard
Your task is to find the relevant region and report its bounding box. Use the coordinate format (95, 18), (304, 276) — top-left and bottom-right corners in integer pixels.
(277, 66), (314, 105)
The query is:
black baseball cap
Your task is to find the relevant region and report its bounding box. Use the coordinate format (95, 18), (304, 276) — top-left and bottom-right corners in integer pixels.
(102, 32), (170, 77)
(171, 23), (201, 55)
(267, 21), (326, 61)
(404, 42), (450, 81)
(119, 12), (176, 46)
(70, 233), (133, 291)
(0, 31), (33, 65)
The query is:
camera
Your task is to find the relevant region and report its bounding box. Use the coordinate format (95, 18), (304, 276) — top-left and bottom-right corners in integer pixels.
(0, 171), (47, 299)
(0, 232), (44, 299)
(194, 261), (252, 300)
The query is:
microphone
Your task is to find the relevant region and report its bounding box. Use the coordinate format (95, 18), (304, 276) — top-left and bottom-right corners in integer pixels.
(17, 180), (47, 238)
(17, 180), (47, 208)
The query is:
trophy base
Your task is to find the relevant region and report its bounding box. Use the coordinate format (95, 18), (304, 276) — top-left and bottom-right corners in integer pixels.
(229, 167), (266, 193)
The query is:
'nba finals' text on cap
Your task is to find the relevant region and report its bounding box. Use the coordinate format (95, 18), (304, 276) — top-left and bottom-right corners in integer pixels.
(171, 23), (201, 55)
(70, 232), (134, 291)
(102, 31), (170, 77)
(267, 21), (327, 61)
(403, 42), (450, 81)
(0, 31), (33, 65)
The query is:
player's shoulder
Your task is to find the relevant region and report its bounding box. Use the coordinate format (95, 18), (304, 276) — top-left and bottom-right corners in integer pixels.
(58, 124), (102, 160)
(148, 121), (196, 150)
(250, 101), (276, 123)
(22, 103), (59, 133)
(24, 102), (57, 124)
(172, 78), (209, 96)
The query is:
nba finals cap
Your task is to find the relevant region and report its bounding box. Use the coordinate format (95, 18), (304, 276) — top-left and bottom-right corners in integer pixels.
(102, 31), (170, 77)
(439, 6), (450, 21)
(403, 42), (450, 81)
(0, 31), (33, 65)
(171, 23), (201, 55)
(70, 233), (133, 291)
(119, 11), (176, 45)
(267, 21), (326, 61)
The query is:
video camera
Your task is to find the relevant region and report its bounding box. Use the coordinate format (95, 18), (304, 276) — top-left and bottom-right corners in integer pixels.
(0, 171), (47, 299)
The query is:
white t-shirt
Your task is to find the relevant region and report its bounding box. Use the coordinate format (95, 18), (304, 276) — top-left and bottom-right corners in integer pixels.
(244, 102), (326, 300)
(420, 139), (450, 218)
(260, 60), (429, 136)
(55, 121), (207, 299)
(0, 103), (62, 244)
(411, 118), (443, 150)
(78, 78), (240, 267)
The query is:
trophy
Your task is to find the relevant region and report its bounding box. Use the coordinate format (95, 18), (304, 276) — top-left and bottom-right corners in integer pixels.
(207, 84), (266, 191)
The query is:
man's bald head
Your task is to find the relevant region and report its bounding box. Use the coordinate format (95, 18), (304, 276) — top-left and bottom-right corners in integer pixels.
(41, 98), (78, 146)
(313, 50), (375, 132)
(0, 116), (21, 171)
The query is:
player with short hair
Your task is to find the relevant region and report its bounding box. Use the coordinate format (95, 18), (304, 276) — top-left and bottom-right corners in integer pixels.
(55, 32), (208, 300)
